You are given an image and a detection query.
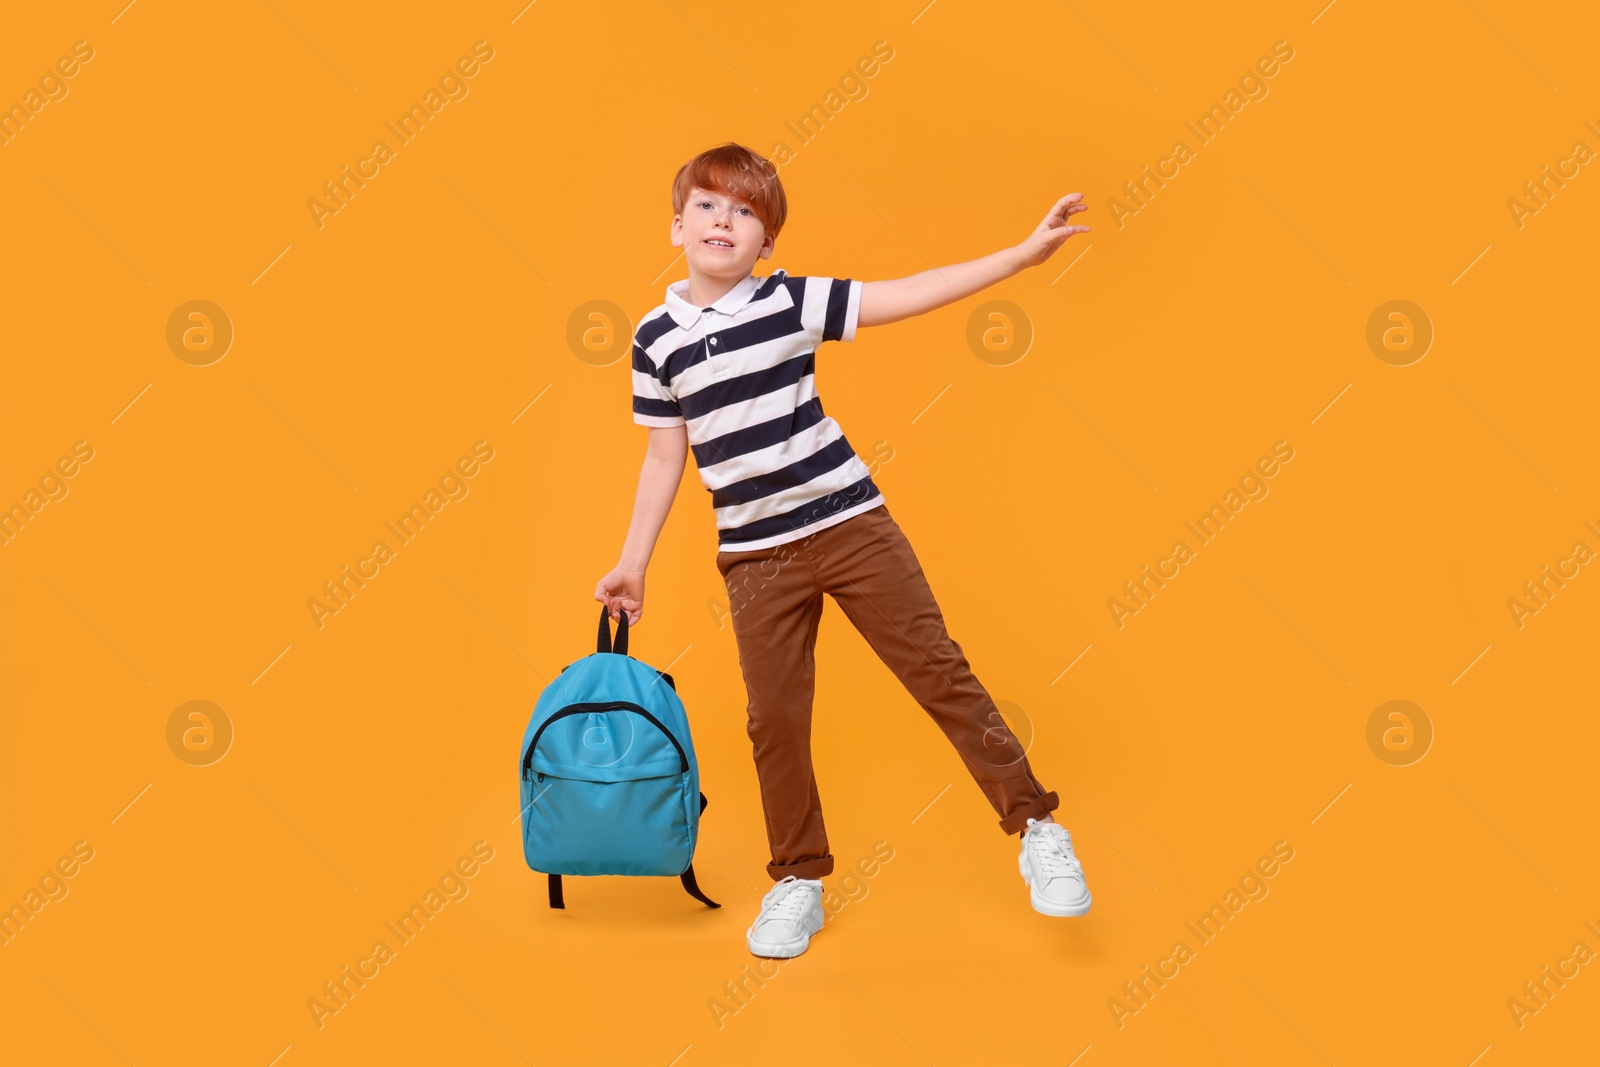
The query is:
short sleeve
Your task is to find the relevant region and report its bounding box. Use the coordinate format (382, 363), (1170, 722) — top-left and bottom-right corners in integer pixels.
(631, 341), (684, 427)
(799, 276), (864, 345)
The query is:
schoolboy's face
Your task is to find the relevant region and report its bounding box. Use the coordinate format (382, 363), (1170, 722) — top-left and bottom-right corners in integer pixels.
(671, 186), (774, 280)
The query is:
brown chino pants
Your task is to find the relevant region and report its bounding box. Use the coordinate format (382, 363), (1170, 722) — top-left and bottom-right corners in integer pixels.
(716, 502), (1060, 882)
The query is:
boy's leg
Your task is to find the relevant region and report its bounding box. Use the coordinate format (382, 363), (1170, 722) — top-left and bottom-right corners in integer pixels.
(813, 505), (1060, 836)
(717, 539), (835, 881)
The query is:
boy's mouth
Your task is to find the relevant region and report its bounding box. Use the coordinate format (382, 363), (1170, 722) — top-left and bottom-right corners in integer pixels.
(703, 239), (734, 249)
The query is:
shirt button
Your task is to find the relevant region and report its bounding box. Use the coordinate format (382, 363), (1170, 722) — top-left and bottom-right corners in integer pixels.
(709, 338), (718, 346)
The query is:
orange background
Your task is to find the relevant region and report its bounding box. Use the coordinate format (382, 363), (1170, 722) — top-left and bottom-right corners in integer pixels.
(2, 1), (1597, 1064)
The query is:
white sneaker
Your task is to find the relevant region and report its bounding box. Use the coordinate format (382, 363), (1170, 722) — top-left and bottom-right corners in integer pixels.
(1019, 817), (1092, 916)
(746, 875), (825, 958)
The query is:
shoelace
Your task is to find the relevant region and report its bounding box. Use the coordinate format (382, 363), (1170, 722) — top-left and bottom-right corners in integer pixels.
(759, 877), (818, 925)
(1028, 825), (1085, 882)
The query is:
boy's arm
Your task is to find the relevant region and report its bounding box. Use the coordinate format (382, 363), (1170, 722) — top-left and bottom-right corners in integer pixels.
(595, 425), (681, 627)
(598, 425), (686, 625)
(857, 192), (1089, 329)
(617, 424), (688, 571)
(603, 335), (687, 625)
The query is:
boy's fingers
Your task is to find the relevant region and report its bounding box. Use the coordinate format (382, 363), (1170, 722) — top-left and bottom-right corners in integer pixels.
(1047, 195), (1086, 218)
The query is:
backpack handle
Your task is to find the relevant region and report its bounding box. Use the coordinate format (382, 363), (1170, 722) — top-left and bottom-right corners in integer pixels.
(596, 603), (629, 657)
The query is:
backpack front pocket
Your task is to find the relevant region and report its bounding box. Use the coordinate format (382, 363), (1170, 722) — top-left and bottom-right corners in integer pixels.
(522, 768), (694, 876)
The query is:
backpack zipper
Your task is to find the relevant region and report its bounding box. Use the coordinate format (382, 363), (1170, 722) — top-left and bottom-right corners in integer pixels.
(524, 701), (689, 779)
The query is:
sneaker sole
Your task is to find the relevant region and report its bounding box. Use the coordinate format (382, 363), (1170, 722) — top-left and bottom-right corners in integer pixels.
(747, 929), (818, 958)
(1028, 884), (1092, 917)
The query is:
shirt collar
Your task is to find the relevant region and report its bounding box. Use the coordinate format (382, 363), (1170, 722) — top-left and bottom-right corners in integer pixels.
(663, 269), (780, 330)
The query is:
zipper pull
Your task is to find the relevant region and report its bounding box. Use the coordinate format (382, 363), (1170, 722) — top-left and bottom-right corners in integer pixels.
(537, 772), (545, 783)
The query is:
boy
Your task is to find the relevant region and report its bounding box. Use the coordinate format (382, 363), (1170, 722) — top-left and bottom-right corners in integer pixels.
(596, 142), (1092, 958)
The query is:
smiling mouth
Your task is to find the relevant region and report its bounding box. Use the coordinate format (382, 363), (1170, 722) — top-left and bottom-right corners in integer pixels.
(703, 239), (734, 249)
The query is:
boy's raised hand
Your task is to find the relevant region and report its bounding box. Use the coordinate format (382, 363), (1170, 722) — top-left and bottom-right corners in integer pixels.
(595, 566), (645, 627)
(1015, 193), (1090, 268)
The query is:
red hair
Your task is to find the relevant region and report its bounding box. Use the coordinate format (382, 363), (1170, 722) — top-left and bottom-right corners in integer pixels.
(671, 142), (787, 238)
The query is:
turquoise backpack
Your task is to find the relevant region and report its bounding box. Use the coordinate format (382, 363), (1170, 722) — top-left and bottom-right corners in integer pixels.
(519, 606), (720, 909)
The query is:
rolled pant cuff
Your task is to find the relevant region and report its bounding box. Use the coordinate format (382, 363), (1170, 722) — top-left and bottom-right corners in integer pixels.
(767, 854), (834, 881)
(999, 790), (1060, 835)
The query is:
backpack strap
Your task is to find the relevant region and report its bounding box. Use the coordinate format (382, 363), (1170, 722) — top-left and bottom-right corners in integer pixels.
(596, 604), (629, 657)
(548, 873), (565, 909)
(680, 864), (720, 908)
(680, 792), (719, 907)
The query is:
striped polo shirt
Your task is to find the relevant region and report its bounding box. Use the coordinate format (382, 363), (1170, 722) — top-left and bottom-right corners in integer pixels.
(632, 268), (886, 551)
